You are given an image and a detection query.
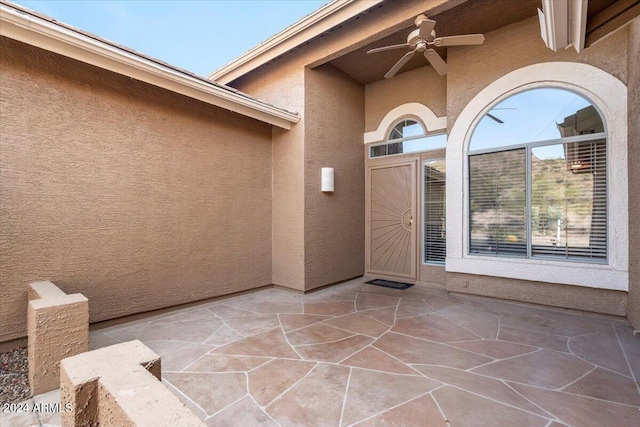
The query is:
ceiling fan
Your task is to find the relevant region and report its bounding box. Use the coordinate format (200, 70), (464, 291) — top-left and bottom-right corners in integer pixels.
(367, 14), (485, 78)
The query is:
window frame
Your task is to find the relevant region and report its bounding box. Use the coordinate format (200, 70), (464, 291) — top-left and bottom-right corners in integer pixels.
(467, 87), (609, 264)
(369, 117), (447, 159)
(445, 63), (628, 291)
(468, 132), (608, 263)
(422, 158), (447, 266)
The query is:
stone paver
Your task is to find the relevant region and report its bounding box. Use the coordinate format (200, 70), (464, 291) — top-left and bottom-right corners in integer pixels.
(7, 277), (640, 426)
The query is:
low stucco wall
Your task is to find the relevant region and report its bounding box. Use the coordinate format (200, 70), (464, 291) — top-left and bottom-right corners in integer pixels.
(0, 38), (273, 343)
(447, 273), (627, 316)
(60, 340), (203, 426)
(28, 281), (88, 395)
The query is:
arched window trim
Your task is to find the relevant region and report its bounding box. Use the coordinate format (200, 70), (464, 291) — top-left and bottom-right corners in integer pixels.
(369, 115), (447, 158)
(364, 102), (447, 144)
(467, 84), (608, 155)
(446, 62), (628, 292)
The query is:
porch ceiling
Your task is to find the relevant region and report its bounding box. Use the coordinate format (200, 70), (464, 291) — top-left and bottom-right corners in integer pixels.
(329, 0), (620, 84)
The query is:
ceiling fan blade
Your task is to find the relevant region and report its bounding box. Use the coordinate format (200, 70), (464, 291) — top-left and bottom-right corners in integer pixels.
(418, 19), (436, 38)
(424, 49), (449, 75)
(367, 43), (411, 54)
(385, 50), (416, 79)
(486, 113), (504, 124)
(433, 34), (485, 47)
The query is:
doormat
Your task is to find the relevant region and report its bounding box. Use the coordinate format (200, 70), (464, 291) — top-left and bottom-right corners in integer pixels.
(365, 279), (414, 290)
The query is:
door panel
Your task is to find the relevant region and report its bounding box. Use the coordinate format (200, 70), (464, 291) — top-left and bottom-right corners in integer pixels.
(367, 160), (417, 279)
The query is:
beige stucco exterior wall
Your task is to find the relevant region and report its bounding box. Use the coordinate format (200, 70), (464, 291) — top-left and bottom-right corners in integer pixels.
(235, 61), (366, 292)
(448, 272), (627, 315)
(364, 66), (447, 133)
(446, 16), (628, 131)
(233, 59), (306, 290)
(627, 18), (640, 330)
(0, 38), (273, 342)
(229, 0), (457, 292)
(304, 64), (365, 290)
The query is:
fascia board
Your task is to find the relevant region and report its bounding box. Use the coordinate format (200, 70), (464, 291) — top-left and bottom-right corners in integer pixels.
(0, 5), (299, 130)
(209, 0), (384, 84)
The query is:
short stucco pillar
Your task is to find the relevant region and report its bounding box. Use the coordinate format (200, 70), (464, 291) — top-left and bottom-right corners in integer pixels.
(60, 340), (204, 426)
(28, 281), (89, 395)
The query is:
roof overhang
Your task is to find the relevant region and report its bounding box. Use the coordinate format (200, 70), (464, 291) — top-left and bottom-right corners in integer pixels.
(209, 0), (384, 84)
(0, 2), (299, 130)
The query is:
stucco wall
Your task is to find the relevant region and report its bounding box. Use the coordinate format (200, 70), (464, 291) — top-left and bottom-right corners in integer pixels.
(304, 65), (365, 290)
(446, 16), (628, 131)
(364, 66), (447, 133)
(627, 18), (640, 330)
(233, 60), (306, 290)
(229, 0), (454, 292)
(448, 273), (627, 315)
(0, 38), (273, 342)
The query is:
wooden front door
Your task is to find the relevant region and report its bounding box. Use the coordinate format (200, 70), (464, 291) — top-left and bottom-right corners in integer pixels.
(366, 159), (418, 280)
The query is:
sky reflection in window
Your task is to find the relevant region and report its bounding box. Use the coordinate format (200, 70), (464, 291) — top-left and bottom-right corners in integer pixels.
(470, 88), (602, 152)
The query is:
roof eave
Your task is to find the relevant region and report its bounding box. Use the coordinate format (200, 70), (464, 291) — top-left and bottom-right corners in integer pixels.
(0, 3), (299, 130)
(209, 0), (384, 84)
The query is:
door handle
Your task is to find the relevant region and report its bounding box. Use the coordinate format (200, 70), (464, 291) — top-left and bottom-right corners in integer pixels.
(408, 215), (413, 225)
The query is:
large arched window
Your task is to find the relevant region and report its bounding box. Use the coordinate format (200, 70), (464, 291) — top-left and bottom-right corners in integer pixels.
(467, 87), (606, 262)
(369, 119), (446, 158)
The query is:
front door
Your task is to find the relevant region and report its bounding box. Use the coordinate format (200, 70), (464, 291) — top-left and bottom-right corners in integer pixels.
(366, 159), (418, 280)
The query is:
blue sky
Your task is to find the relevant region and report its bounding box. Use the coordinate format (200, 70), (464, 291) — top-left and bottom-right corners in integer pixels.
(470, 88), (593, 156)
(13, 1), (328, 76)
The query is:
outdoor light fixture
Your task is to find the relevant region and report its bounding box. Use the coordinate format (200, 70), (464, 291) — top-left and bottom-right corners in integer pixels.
(321, 167), (334, 192)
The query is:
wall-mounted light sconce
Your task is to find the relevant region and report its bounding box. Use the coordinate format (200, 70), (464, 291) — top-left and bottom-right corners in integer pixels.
(321, 167), (334, 192)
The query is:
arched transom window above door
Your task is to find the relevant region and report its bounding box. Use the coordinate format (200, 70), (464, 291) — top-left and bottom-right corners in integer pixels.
(369, 118), (447, 158)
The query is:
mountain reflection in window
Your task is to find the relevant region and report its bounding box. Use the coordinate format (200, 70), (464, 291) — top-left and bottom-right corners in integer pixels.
(468, 87), (607, 262)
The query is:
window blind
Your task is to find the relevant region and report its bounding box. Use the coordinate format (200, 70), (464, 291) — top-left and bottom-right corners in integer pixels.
(424, 160), (446, 264)
(469, 149), (527, 257)
(531, 139), (606, 261)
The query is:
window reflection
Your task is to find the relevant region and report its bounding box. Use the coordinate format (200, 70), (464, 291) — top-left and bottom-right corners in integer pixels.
(370, 133), (447, 158)
(389, 120), (425, 140)
(470, 88), (604, 151)
(467, 87), (607, 263)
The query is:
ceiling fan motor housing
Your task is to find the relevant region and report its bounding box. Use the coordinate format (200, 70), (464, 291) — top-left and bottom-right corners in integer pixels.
(367, 14), (485, 78)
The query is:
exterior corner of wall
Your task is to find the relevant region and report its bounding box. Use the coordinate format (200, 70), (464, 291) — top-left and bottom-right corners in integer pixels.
(625, 17), (640, 329)
(302, 64), (365, 289)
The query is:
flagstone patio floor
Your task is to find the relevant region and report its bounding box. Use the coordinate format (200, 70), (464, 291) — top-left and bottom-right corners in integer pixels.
(5, 277), (640, 426)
